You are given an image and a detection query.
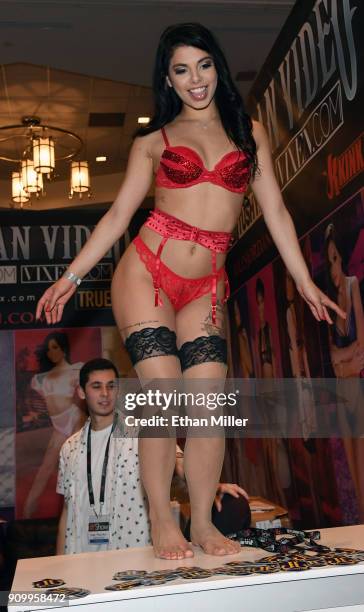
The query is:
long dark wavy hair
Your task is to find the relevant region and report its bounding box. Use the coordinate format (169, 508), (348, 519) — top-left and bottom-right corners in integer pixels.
(35, 332), (71, 373)
(135, 22), (258, 177)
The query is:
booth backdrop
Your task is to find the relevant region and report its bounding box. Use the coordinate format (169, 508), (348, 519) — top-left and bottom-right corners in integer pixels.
(225, 0), (364, 527)
(0, 206), (148, 520)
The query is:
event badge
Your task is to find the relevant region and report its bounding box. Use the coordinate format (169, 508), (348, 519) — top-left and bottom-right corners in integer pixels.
(88, 513), (110, 544)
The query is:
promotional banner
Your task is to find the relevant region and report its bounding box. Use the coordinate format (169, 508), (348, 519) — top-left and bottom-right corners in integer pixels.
(228, 0), (363, 293)
(0, 205), (147, 519)
(226, 0), (364, 527)
(0, 206), (148, 329)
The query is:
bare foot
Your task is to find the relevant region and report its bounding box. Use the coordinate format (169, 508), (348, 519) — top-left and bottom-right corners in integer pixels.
(150, 516), (194, 560)
(190, 521), (241, 556)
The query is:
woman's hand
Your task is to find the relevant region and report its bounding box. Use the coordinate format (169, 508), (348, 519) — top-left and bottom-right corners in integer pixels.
(36, 278), (77, 325)
(296, 278), (346, 324)
(214, 483), (249, 512)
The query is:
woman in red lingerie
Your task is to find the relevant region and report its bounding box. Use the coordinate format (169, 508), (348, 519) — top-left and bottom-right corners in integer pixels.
(36, 23), (345, 560)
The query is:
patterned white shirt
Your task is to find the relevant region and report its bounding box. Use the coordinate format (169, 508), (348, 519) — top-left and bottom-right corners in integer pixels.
(56, 418), (151, 554)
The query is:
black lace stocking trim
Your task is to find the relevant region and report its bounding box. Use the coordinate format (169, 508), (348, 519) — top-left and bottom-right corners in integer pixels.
(124, 326), (178, 366)
(179, 335), (227, 371)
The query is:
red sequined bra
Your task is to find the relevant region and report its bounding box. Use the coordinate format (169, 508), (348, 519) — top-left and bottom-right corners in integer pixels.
(155, 127), (251, 193)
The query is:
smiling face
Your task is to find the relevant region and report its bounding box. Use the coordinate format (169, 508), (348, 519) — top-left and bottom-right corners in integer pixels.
(47, 339), (65, 365)
(167, 45), (218, 110)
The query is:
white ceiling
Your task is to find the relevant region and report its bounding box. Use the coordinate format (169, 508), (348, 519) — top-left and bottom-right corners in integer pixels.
(0, 0), (296, 204)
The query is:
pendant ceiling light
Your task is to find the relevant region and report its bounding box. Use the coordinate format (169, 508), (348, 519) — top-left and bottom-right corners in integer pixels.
(0, 116), (90, 206)
(21, 159), (43, 193)
(11, 171), (30, 205)
(70, 161), (90, 197)
(32, 135), (55, 174)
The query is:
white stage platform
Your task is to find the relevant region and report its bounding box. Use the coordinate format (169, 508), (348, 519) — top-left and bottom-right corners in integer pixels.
(10, 525), (364, 612)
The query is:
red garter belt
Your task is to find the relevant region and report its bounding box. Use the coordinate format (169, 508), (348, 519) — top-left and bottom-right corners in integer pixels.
(141, 208), (232, 323)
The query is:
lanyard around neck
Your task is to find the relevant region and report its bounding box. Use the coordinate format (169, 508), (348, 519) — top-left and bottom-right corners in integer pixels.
(86, 422), (113, 511)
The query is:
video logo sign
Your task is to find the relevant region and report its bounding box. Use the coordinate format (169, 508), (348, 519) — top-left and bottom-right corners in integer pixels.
(0, 266), (17, 284)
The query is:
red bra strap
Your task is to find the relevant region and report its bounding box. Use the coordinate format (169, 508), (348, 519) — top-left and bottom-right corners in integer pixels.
(161, 127), (170, 147)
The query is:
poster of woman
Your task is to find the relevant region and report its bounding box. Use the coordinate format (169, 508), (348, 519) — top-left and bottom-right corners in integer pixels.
(310, 191), (364, 376)
(310, 189), (364, 522)
(272, 241), (340, 527)
(15, 327), (101, 519)
(274, 237), (322, 379)
(246, 265), (282, 379)
(227, 286), (255, 379)
(245, 265), (289, 505)
(0, 331), (15, 516)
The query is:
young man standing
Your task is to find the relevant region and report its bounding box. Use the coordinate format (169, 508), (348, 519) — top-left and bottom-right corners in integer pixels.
(56, 358), (150, 554)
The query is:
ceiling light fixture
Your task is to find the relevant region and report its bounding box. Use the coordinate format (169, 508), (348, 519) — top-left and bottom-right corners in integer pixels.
(70, 161), (90, 197)
(96, 155), (107, 162)
(11, 171), (30, 206)
(0, 116), (91, 205)
(33, 136), (55, 174)
(21, 159), (43, 193)
(138, 117), (150, 124)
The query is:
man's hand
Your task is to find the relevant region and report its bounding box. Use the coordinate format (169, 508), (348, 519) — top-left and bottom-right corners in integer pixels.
(214, 483), (249, 512)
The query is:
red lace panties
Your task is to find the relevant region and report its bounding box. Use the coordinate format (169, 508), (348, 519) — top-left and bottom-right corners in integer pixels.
(137, 209), (232, 323)
(133, 235), (229, 315)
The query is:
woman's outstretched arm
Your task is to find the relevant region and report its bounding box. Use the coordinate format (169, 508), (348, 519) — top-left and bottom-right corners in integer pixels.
(36, 136), (154, 323)
(251, 121), (346, 325)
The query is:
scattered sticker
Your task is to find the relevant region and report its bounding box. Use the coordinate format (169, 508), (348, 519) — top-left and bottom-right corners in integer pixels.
(180, 569), (215, 579)
(45, 587), (90, 599)
(279, 560), (310, 572)
(105, 581), (142, 591)
(113, 570), (147, 581)
(325, 556), (359, 566)
(33, 579), (65, 589)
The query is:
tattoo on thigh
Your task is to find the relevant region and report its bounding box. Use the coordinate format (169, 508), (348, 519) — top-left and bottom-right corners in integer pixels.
(120, 320), (160, 333)
(200, 301), (225, 337)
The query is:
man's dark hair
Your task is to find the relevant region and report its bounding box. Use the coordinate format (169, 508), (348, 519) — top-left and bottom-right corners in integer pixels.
(79, 358), (119, 390)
